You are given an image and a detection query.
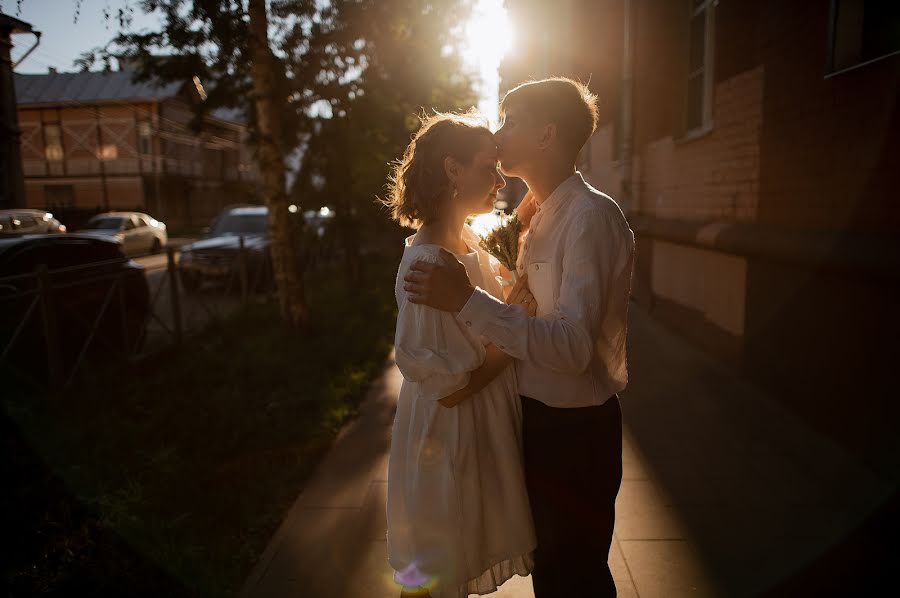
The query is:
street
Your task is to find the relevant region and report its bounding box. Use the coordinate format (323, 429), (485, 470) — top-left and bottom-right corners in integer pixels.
(134, 252), (171, 274)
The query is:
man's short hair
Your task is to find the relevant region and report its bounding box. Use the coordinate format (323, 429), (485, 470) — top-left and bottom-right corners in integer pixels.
(500, 77), (599, 160)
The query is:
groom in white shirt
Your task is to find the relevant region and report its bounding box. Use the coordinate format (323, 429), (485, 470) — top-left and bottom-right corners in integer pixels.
(404, 77), (635, 597)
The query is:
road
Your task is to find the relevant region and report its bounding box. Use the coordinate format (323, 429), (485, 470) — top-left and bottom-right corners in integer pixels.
(135, 252), (172, 273)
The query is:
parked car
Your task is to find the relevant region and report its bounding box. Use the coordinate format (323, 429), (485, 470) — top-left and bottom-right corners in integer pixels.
(178, 205), (276, 292)
(0, 234), (150, 384)
(76, 211), (167, 256)
(0, 209), (67, 235)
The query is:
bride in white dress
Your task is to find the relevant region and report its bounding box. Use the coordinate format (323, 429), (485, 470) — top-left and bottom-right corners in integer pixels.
(383, 112), (537, 598)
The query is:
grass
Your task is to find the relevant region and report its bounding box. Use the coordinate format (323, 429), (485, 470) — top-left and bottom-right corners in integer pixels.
(3, 253), (400, 597)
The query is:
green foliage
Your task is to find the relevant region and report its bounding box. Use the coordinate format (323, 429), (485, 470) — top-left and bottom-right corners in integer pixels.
(296, 0), (480, 242)
(80, 0), (477, 188)
(3, 255), (400, 597)
(77, 0), (480, 274)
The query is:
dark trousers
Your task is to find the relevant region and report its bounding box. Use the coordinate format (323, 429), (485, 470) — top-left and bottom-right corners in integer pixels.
(522, 395), (623, 598)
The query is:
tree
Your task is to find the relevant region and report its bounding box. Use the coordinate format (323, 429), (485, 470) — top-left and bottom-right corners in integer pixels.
(294, 0), (479, 284)
(247, 0), (307, 326)
(75, 0), (350, 329)
(18, 0), (480, 317)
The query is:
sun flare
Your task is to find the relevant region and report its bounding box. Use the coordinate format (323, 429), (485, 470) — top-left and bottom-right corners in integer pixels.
(460, 0), (514, 68)
(459, 0), (514, 126)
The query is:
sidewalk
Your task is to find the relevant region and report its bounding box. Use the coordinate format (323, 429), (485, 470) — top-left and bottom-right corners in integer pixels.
(240, 304), (893, 597)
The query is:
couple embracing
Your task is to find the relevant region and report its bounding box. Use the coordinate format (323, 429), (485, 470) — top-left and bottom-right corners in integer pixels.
(384, 77), (635, 598)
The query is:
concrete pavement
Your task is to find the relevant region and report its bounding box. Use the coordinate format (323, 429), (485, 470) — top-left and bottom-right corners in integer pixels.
(240, 304), (894, 597)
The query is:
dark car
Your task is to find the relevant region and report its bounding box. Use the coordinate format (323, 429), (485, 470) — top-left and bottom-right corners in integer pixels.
(0, 235), (149, 385)
(0, 209), (67, 235)
(178, 206), (277, 293)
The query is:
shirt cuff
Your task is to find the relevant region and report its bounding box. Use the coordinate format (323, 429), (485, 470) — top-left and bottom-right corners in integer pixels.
(456, 286), (504, 337)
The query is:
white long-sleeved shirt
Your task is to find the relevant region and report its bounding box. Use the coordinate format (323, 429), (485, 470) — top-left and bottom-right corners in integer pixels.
(456, 172), (635, 408)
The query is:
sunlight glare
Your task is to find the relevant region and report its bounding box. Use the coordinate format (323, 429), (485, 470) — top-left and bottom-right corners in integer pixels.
(460, 0), (514, 67)
(459, 0), (514, 127)
(468, 211), (505, 238)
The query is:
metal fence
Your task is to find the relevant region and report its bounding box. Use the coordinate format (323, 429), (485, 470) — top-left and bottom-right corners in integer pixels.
(0, 237), (320, 391)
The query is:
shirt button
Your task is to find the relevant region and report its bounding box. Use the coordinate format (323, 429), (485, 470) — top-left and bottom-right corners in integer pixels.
(465, 321), (472, 327)
(534, 264), (540, 271)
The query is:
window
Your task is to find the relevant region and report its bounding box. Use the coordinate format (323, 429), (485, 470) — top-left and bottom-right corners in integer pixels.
(97, 144), (118, 161)
(138, 121), (153, 155)
(828, 0), (900, 74)
(685, 0), (715, 134)
(44, 123), (63, 161)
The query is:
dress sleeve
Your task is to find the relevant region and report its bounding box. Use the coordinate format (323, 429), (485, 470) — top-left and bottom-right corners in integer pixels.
(394, 253), (485, 401)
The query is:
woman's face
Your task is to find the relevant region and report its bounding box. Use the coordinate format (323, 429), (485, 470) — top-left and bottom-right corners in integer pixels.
(453, 134), (506, 216)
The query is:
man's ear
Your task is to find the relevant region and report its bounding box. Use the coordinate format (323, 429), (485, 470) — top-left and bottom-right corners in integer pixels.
(444, 156), (462, 185)
(537, 123), (557, 151)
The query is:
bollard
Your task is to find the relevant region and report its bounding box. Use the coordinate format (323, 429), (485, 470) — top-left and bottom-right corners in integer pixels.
(36, 265), (62, 388)
(167, 247), (183, 345)
(118, 280), (130, 355)
(239, 235), (248, 305)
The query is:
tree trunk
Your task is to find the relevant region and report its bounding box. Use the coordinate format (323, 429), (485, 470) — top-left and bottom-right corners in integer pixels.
(248, 0), (308, 328)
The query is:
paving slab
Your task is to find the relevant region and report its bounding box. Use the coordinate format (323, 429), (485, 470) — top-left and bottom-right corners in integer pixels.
(242, 307), (733, 598)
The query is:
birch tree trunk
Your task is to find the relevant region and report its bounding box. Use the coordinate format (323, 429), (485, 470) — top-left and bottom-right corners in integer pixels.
(248, 0), (308, 328)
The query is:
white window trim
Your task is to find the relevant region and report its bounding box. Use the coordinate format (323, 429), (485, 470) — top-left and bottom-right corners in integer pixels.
(683, 0), (717, 138)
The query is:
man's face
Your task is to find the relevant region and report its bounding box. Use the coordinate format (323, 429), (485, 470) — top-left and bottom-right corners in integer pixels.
(493, 104), (543, 179)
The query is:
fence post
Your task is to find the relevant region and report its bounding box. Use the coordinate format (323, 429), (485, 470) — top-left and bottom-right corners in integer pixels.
(36, 265), (62, 388)
(167, 247), (183, 345)
(239, 235), (248, 305)
(118, 280), (131, 355)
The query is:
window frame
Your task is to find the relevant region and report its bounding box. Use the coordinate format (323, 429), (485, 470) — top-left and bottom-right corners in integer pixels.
(825, 0), (900, 78)
(43, 122), (64, 161)
(682, 0), (717, 140)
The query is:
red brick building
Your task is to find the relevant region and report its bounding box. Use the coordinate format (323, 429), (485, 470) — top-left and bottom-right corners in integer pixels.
(502, 0), (900, 467)
(14, 69), (259, 228)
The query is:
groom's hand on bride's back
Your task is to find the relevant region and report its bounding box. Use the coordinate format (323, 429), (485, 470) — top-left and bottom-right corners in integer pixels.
(405, 248), (475, 312)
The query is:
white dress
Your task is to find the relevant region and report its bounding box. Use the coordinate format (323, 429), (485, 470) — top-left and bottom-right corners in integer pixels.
(387, 226), (536, 597)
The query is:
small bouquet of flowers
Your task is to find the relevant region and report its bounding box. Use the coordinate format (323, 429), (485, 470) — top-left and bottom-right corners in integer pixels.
(478, 212), (522, 284)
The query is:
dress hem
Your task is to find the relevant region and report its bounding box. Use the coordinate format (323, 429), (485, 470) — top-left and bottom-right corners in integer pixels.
(459, 551), (535, 597)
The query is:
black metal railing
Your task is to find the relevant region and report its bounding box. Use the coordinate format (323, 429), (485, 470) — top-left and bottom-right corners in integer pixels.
(0, 236), (318, 391)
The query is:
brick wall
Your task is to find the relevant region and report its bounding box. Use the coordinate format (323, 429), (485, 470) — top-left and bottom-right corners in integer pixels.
(636, 65), (763, 223)
(628, 65), (764, 351)
(583, 123), (623, 200)
(755, 2), (900, 234)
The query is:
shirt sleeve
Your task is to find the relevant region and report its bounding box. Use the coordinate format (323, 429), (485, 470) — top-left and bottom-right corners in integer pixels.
(395, 258), (485, 401)
(456, 208), (630, 374)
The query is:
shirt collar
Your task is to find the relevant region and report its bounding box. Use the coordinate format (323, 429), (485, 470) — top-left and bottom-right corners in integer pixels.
(535, 171), (586, 219)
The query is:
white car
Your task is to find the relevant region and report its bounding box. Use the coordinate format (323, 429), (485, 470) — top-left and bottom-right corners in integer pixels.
(78, 211), (168, 256)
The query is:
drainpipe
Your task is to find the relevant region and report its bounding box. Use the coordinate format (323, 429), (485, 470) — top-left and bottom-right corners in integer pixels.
(0, 13), (38, 209)
(620, 0), (635, 215)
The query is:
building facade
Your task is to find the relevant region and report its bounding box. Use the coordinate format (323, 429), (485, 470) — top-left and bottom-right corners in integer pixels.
(501, 0), (900, 469)
(14, 69), (259, 229)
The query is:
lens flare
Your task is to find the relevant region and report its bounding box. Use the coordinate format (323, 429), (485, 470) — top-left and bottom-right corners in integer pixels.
(393, 563), (440, 594)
